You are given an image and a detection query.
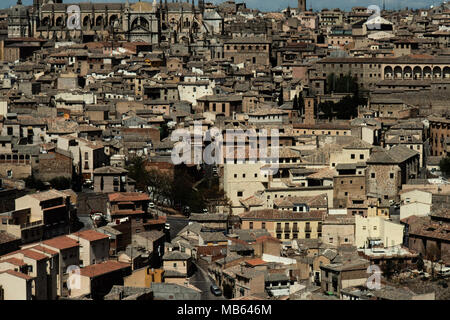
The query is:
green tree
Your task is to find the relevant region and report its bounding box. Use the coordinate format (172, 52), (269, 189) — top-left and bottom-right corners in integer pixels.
(326, 73), (359, 94)
(318, 101), (335, 120)
(439, 156), (450, 177)
(416, 255), (425, 271)
(147, 169), (172, 205)
(25, 175), (46, 191)
(278, 87), (284, 106)
(49, 177), (72, 190)
(426, 243), (441, 279)
(382, 260), (397, 279)
(126, 156), (150, 191)
(298, 91), (305, 115)
(159, 123), (169, 140)
(293, 94), (299, 111)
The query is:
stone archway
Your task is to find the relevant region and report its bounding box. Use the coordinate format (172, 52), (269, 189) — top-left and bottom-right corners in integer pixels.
(443, 67), (450, 79)
(403, 66), (412, 79)
(55, 16), (64, 27)
(384, 66), (393, 79)
(433, 66), (442, 79)
(83, 16), (90, 28)
(96, 15), (104, 27)
(394, 66), (403, 79)
(413, 66), (422, 79)
(109, 15), (119, 27)
(423, 66), (432, 79)
(41, 16), (50, 27)
(131, 17), (149, 30)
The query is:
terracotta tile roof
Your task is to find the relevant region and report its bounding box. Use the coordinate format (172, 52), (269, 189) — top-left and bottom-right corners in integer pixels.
(0, 269), (34, 281)
(29, 245), (58, 256)
(70, 230), (110, 242)
(21, 249), (49, 261)
(255, 235), (282, 243)
(307, 168), (337, 180)
(111, 210), (145, 216)
(273, 194), (328, 208)
(1, 257), (26, 267)
(79, 260), (130, 278)
(240, 209), (326, 221)
(145, 216), (167, 225)
(245, 258), (267, 267)
(108, 192), (150, 202)
(227, 237), (248, 245)
(2, 248), (49, 261)
(27, 189), (67, 202)
(42, 236), (80, 250)
(240, 195), (265, 208)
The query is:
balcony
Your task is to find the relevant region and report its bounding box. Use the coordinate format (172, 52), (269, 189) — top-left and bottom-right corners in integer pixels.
(305, 226), (312, 233)
(20, 220), (43, 230)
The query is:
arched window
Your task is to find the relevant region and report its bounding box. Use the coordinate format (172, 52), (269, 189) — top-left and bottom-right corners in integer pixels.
(96, 16), (104, 27)
(55, 16), (64, 27)
(83, 16), (90, 28)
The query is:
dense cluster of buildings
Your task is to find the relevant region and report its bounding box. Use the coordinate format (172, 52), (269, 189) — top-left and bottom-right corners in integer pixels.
(0, 0), (449, 300)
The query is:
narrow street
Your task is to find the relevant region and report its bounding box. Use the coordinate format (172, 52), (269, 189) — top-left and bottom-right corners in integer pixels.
(189, 263), (226, 300)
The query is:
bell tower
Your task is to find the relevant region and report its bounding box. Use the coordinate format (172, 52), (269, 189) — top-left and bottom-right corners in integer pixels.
(304, 96), (316, 125)
(298, 0), (306, 12)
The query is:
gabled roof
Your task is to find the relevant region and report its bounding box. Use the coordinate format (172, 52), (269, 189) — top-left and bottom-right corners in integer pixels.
(0, 269), (34, 281)
(42, 235), (80, 250)
(163, 251), (191, 261)
(69, 230), (110, 242)
(178, 221), (203, 235)
(367, 145), (418, 164)
(79, 261), (130, 278)
(108, 192), (150, 202)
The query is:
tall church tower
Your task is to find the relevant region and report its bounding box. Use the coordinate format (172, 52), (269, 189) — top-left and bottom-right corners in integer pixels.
(8, 0), (31, 39)
(304, 96), (316, 125)
(298, 0), (306, 12)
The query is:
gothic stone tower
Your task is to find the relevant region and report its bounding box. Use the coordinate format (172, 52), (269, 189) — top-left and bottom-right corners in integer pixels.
(298, 0), (306, 12)
(304, 96), (316, 125)
(8, 0), (31, 38)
